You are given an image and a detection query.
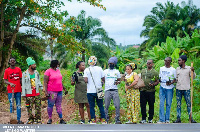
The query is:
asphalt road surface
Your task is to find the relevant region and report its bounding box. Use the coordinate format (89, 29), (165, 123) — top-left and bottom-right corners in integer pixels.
(1, 123), (200, 132)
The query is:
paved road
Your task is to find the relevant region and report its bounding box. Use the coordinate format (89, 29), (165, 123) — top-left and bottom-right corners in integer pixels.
(1, 123), (200, 132)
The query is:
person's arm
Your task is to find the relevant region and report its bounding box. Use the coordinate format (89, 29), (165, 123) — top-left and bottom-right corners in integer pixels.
(190, 67), (196, 79)
(71, 72), (76, 86)
(84, 77), (88, 83)
(125, 74), (139, 89)
(4, 79), (16, 87)
(43, 75), (49, 97)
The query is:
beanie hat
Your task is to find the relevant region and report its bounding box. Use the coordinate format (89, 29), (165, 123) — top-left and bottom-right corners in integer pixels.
(88, 56), (97, 66)
(108, 57), (118, 65)
(180, 55), (187, 62)
(26, 57), (35, 66)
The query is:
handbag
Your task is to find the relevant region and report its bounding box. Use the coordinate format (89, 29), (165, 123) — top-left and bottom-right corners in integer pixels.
(89, 68), (104, 99)
(134, 77), (145, 89)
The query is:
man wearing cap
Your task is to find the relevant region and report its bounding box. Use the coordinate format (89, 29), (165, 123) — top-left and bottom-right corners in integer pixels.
(4, 57), (23, 124)
(22, 57), (43, 124)
(103, 57), (121, 124)
(83, 56), (106, 124)
(174, 55), (197, 123)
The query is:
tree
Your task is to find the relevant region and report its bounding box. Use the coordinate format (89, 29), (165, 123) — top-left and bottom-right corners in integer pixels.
(65, 10), (116, 62)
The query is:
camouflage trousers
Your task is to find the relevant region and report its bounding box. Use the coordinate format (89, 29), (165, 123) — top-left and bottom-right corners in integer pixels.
(26, 96), (41, 121)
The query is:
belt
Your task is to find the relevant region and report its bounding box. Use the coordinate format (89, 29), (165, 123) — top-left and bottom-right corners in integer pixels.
(108, 89), (118, 91)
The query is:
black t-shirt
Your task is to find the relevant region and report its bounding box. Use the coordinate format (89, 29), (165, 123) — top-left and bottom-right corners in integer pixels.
(72, 72), (84, 83)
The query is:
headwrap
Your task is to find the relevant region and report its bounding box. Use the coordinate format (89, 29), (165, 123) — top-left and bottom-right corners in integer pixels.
(180, 55), (187, 62)
(26, 57), (36, 66)
(129, 63), (136, 70)
(108, 57), (118, 65)
(88, 56), (97, 66)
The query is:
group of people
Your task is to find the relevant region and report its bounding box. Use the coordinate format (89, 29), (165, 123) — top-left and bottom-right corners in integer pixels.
(3, 54), (197, 124)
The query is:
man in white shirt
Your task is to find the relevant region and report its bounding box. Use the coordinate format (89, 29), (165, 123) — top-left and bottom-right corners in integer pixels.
(104, 57), (121, 124)
(158, 57), (176, 123)
(83, 56), (106, 124)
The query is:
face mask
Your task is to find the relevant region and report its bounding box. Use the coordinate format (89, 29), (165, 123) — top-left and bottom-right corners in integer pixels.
(57, 67), (59, 70)
(109, 64), (115, 70)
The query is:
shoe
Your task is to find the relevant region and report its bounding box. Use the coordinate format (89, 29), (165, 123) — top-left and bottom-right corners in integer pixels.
(191, 119), (197, 123)
(115, 120), (122, 124)
(37, 120), (42, 124)
(157, 121), (165, 124)
(101, 118), (107, 124)
(88, 119), (91, 124)
(80, 120), (85, 124)
(47, 119), (52, 124)
(165, 120), (170, 123)
(139, 120), (147, 124)
(148, 120), (153, 123)
(173, 119), (181, 123)
(89, 119), (96, 124)
(60, 119), (66, 124)
(17, 120), (24, 124)
(25, 120), (33, 124)
(125, 120), (133, 124)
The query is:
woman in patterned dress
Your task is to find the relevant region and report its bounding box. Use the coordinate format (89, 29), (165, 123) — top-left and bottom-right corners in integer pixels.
(125, 63), (140, 124)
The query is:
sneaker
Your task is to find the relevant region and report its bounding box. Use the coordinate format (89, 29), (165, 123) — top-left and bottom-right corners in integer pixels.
(88, 119), (92, 124)
(191, 119), (197, 123)
(89, 119), (96, 124)
(101, 118), (107, 124)
(25, 120), (33, 124)
(17, 120), (24, 124)
(173, 119), (181, 123)
(60, 119), (66, 124)
(125, 120), (133, 124)
(157, 121), (165, 124)
(115, 120), (122, 124)
(165, 120), (170, 123)
(47, 119), (52, 124)
(148, 120), (153, 123)
(80, 120), (85, 124)
(139, 120), (147, 124)
(37, 120), (42, 124)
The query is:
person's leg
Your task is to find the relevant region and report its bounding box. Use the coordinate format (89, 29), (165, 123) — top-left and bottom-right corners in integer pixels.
(8, 93), (13, 113)
(104, 90), (112, 121)
(183, 90), (191, 119)
(148, 91), (155, 121)
(133, 89), (140, 123)
(165, 88), (173, 122)
(26, 97), (34, 122)
(140, 91), (147, 121)
(47, 91), (57, 119)
(55, 91), (63, 119)
(113, 90), (120, 122)
(176, 89), (182, 120)
(126, 89), (132, 121)
(85, 103), (91, 120)
(79, 103), (85, 120)
(87, 93), (96, 120)
(35, 96), (41, 121)
(15, 92), (21, 121)
(96, 94), (105, 119)
(159, 86), (166, 122)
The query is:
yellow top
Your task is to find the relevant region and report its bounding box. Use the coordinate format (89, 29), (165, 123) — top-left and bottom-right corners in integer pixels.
(125, 72), (137, 84)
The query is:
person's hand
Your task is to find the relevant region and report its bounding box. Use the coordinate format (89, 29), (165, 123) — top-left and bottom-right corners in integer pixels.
(191, 67), (194, 72)
(22, 96), (26, 100)
(10, 83), (16, 87)
(149, 83), (154, 87)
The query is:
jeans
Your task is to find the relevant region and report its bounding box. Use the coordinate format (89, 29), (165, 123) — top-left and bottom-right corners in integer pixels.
(87, 93), (105, 120)
(104, 90), (120, 121)
(8, 92), (21, 121)
(159, 86), (173, 122)
(176, 89), (191, 119)
(140, 91), (155, 121)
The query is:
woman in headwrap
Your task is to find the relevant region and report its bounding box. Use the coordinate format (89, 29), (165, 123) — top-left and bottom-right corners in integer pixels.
(71, 61), (91, 124)
(125, 63), (140, 124)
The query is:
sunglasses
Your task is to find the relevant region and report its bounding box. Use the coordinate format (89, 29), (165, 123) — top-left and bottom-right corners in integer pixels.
(147, 62), (152, 64)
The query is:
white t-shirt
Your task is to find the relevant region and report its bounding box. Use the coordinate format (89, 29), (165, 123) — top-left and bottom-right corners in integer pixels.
(159, 66), (176, 89)
(83, 66), (104, 93)
(104, 69), (121, 91)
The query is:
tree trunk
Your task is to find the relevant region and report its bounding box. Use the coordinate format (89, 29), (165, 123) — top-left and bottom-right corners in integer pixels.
(0, 6), (27, 91)
(81, 40), (85, 62)
(0, 3), (4, 90)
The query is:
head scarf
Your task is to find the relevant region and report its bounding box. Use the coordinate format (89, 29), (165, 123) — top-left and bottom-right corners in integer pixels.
(129, 63), (136, 70)
(108, 57), (118, 65)
(88, 56), (97, 66)
(26, 57), (35, 66)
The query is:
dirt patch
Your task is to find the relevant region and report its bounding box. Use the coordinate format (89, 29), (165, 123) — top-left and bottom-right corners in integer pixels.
(0, 92), (77, 124)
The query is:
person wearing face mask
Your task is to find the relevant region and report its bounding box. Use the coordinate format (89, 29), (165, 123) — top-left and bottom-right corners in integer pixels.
(103, 57), (121, 124)
(22, 57), (43, 124)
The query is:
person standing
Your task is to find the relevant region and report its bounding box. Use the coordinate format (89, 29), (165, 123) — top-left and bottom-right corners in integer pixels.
(140, 59), (159, 123)
(158, 57), (176, 123)
(71, 61), (91, 124)
(125, 63), (140, 124)
(3, 57), (23, 124)
(44, 60), (67, 124)
(83, 56), (106, 124)
(173, 55), (197, 123)
(104, 57), (121, 124)
(22, 57), (43, 124)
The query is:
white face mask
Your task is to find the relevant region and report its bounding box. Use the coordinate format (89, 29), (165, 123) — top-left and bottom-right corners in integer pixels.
(56, 67), (59, 70)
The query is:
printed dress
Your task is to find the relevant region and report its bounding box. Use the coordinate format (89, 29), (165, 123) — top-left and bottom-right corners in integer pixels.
(125, 72), (140, 123)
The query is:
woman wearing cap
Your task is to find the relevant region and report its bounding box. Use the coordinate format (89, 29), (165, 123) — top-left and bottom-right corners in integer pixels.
(44, 60), (67, 124)
(71, 61), (91, 124)
(125, 63), (140, 124)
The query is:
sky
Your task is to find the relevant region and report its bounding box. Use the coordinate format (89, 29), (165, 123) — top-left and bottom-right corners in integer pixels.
(61, 0), (200, 46)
